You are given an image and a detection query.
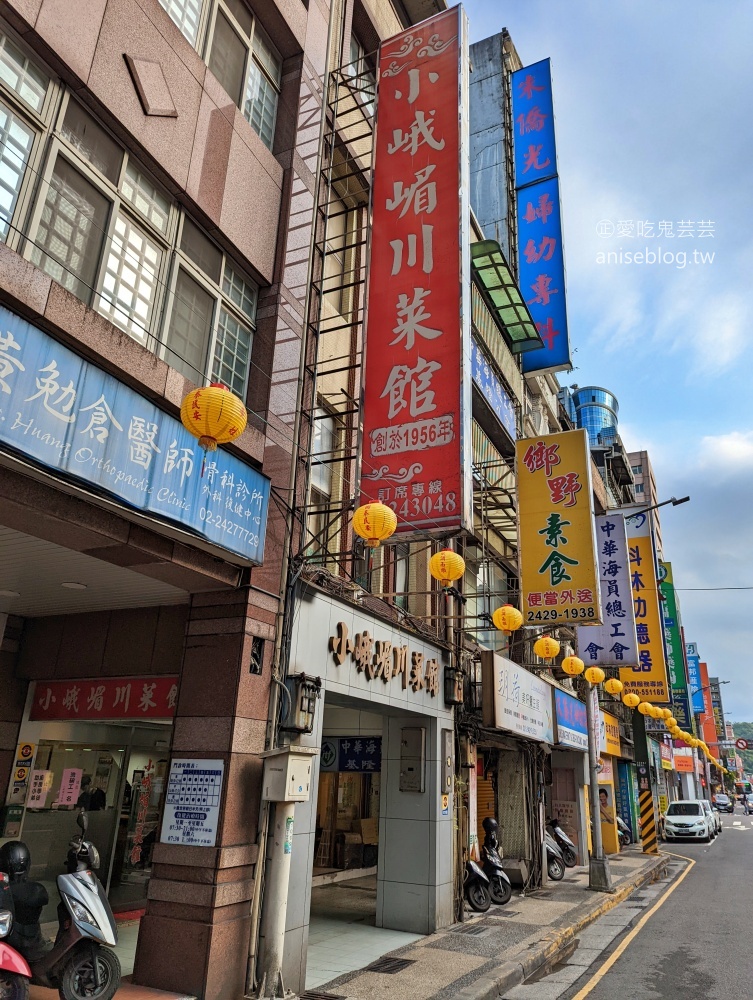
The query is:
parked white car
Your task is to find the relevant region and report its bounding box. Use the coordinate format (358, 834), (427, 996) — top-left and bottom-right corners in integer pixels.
(663, 800), (715, 842)
(702, 799), (722, 835)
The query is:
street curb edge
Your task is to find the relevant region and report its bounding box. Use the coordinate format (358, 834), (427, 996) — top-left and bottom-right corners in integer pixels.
(455, 853), (670, 1000)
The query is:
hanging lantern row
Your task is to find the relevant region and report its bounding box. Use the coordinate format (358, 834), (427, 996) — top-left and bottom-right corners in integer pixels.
(615, 695), (735, 773)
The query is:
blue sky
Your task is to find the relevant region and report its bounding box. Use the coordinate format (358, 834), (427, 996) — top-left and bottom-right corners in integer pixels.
(462, 0), (753, 724)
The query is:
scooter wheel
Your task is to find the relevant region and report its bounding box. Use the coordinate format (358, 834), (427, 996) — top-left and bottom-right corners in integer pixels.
(466, 881), (492, 912)
(548, 857), (565, 881)
(59, 947), (121, 1000)
(490, 875), (512, 906)
(0, 973), (29, 1000)
(562, 846), (577, 867)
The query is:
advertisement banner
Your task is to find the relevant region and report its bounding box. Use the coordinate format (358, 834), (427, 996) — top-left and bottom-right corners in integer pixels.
(659, 742), (673, 771)
(31, 676), (178, 721)
(481, 652), (554, 742)
(577, 513), (638, 667)
(517, 429), (601, 626)
(619, 510), (669, 702)
(554, 688), (588, 751)
(699, 661), (717, 750)
(673, 747), (694, 773)
(685, 642), (704, 714)
(599, 710), (621, 757)
(516, 178), (571, 373)
(659, 562), (691, 727)
(0, 307), (270, 564)
(471, 338), (517, 440)
(360, 7), (472, 536)
(511, 58), (557, 186)
(511, 59), (571, 374)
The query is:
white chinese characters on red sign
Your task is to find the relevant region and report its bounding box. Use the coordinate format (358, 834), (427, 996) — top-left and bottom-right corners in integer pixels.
(360, 8), (466, 534)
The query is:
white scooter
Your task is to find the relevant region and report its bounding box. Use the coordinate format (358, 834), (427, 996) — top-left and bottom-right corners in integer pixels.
(0, 809), (120, 1000)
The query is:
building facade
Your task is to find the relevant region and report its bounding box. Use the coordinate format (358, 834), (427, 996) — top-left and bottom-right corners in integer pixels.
(0, 0), (389, 997)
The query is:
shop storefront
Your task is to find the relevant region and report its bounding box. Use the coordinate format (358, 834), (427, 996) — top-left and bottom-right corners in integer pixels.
(281, 584), (456, 995)
(4, 674), (181, 919)
(480, 651), (554, 887)
(596, 707), (621, 855)
(673, 743), (697, 799)
(550, 688), (589, 861)
(0, 302), (275, 998)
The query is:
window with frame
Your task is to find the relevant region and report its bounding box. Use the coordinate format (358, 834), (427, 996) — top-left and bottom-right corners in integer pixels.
(0, 27), (49, 242)
(13, 81), (257, 392)
(164, 216), (257, 394)
(393, 542), (409, 609)
(159, 0), (281, 150)
(307, 407), (341, 560)
(347, 35), (375, 117)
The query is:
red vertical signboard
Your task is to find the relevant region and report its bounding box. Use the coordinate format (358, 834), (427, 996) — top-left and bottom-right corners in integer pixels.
(360, 7), (471, 536)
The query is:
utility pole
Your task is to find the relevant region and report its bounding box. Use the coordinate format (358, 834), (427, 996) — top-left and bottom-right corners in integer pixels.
(585, 684), (613, 891)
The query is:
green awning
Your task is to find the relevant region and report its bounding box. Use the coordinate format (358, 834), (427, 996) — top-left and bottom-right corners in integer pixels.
(471, 240), (544, 354)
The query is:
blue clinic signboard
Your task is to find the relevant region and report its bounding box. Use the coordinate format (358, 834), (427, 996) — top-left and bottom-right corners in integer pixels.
(554, 688), (588, 751)
(471, 338), (516, 440)
(511, 59), (571, 375)
(511, 59), (557, 188)
(685, 643), (705, 714)
(0, 306), (270, 563)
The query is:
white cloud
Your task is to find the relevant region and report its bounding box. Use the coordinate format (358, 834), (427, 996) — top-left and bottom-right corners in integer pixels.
(698, 431), (753, 472)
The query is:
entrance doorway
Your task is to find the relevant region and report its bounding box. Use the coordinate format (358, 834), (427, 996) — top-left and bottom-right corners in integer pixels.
(16, 721), (172, 923)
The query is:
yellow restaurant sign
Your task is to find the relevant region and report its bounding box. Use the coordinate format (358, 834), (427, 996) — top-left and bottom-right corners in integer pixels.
(620, 510), (669, 702)
(517, 430), (602, 626)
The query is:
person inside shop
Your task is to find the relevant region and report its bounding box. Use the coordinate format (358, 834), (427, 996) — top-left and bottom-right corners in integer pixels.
(599, 788), (614, 824)
(76, 775), (106, 811)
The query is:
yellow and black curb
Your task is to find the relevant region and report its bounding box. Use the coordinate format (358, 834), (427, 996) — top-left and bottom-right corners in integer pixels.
(456, 853), (670, 1000)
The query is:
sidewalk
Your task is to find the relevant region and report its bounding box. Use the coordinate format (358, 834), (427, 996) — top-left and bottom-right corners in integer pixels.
(303, 848), (668, 1000)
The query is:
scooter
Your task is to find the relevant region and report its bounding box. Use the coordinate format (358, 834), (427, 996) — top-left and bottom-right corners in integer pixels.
(616, 815), (632, 848)
(544, 831), (566, 881)
(480, 818), (512, 905)
(0, 872), (32, 1000)
(464, 859), (492, 912)
(546, 817), (577, 868)
(0, 809), (121, 1000)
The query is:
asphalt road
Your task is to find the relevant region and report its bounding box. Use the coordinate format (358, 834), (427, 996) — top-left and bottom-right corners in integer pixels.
(504, 807), (753, 1000)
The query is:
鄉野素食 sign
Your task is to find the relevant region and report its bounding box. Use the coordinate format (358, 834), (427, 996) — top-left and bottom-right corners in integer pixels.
(359, 7), (472, 536)
(517, 429), (602, 626)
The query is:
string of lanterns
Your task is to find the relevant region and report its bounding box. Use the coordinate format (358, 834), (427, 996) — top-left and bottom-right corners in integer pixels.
(347, 504), (733, 776)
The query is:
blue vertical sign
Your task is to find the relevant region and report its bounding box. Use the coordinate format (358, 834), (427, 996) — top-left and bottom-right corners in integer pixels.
(685, 642), (705, 714)
(511, 59), (557, 187)
(511, 59), (571, 374)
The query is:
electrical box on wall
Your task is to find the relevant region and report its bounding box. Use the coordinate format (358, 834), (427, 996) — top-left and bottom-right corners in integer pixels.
(259, 746), (319, 802)
(399, 726), (425, 793)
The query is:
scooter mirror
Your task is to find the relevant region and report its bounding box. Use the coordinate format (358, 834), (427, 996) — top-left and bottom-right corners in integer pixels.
(77, 808), (89, 836)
